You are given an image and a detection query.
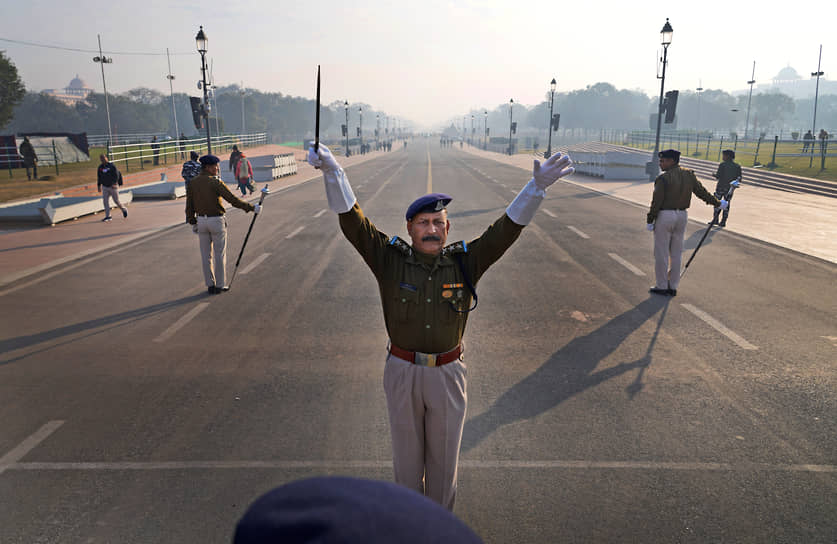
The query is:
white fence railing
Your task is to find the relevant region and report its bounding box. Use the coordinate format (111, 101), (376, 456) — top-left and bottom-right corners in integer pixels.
(105, 133), (268, 172)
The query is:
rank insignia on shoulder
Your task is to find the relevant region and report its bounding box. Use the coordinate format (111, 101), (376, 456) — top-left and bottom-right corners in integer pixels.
(388, 236), (412, 256)
(441, 240), (467, 256)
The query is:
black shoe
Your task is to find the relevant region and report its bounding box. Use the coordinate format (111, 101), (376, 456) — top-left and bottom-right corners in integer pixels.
(122, 208), (128, 218)
(667, 289), (677, 297)
(649, 287), (669, 296)
(207, 286), (218, 294)
(718, 221), (726, 227)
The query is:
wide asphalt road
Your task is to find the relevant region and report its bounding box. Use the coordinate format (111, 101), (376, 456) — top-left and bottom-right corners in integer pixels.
(1, 138), (835, 543)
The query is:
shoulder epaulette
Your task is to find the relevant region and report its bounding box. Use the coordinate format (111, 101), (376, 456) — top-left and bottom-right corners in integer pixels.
(388, 236), (412, 256)
(441, 240), (467, 257)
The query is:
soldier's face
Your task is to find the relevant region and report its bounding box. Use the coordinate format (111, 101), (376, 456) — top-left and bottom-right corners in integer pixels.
(658, 157), (676, 171)
(407, 211), (450, 255)
(205, 164), (219, 176)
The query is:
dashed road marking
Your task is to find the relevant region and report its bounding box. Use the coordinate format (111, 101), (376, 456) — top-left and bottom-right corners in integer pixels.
(0, 421), (65, 475)
(153, 303), (210, 343)
(608, 253), (645, 276)
(542, 209), (557, 218)
(240, 253), (270, 275)
(313, 209), (327, 218)
(567, 226), (589, 239)
(681, 304), (758, 350)
(286, 226), (305, 239)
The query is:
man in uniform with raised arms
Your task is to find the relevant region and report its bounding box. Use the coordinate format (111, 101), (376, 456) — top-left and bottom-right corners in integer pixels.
(307, 144), (574, 510)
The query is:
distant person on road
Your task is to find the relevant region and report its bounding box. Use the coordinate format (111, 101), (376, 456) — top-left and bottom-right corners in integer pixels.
(181, 151), (201, 188)
(179, 132), (187, 159)
(235, 152), (255, 195)
(18, 136), (38, 181)
(307, 143), (574, 511)
(802, 130), (814, 153)
(229, 145), (242, 174)
(97, 154), (127, 222)
(646, 149), (726, 296)
(819, 129), (829, 154)
(185, 154), (259, 294)
(711, 149), (741, 227)
(151, 136), (161, 165)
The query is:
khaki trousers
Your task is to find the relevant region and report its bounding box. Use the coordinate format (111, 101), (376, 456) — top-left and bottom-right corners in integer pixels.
(101, 186), (125, 217)
(653, 209), (688, 290)
(197, 215), (227, 288)
(383, 353), (467, 511)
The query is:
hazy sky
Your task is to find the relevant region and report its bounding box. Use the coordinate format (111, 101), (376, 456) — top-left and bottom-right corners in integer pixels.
(1, 0), (834, 128)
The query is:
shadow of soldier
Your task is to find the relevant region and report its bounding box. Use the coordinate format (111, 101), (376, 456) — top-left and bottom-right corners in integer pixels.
(461, 296), (670, 454)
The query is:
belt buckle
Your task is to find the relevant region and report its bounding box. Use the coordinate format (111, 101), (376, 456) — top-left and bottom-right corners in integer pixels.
(414, 352), (436, 367)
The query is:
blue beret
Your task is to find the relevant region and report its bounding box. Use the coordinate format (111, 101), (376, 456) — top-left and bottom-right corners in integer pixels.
(233, 477), (483, 544)
(406, 192), (452, 221)
(199, 154), (220, 166)
(658, 149), (681, 161)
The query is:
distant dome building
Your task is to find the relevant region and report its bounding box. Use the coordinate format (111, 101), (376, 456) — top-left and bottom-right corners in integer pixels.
(749, 64), (837, 99)
(44, 75), (93, 106)
(773, 66), (802, 84)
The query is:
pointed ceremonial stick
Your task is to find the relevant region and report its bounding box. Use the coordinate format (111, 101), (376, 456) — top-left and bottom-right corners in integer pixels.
(681, 178), (740, 280)
(228, 185), (270, 288)
(314, 65), (320, 153)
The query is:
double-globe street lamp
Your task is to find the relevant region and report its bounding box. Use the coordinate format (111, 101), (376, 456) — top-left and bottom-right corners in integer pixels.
(195, 26), (212, 154)
(744, 61), (756, 140)
(92, 34), (114, 152)
(649, 18), (673, 181)
(546, 77), (557, 158)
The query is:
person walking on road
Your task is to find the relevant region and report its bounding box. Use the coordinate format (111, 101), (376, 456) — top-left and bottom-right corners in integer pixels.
(711, 149), (741, 227)
(96, 154), (127, 222)
(181, 151), (202, 188)
(307, 143), (574, 511)
(646, 149), (727, 296)
(18, 136), (38, 181)
(235, 152), (255, 195)
(229, 145), (242, 175)
(185, 154), (260, 295)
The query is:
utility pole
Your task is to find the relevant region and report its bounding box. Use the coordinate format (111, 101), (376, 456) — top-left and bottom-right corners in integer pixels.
(744, 61), (756, 140)
(166, 48), (179, 140)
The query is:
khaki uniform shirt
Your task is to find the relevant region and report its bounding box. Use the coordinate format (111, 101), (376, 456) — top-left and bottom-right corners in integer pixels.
(185, 171), (254, 224)
(339, 203), (523, 353)
(647, 166), (720, 224)
(713, 160), (742, 194)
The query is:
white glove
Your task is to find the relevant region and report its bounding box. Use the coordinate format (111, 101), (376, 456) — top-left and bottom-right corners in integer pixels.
(254, 204), (261, 214)
(532, 152), (575, 190)
(646, 223), (655, 232)
(719, 199), (729, 210)
(307, 143), (341, 173)
(192, 223), (198, 233)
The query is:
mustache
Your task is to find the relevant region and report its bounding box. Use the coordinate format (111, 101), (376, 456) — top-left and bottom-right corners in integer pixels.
(421, 235), (442, 242)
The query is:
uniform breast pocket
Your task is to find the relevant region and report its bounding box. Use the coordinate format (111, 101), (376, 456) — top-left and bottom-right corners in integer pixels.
(393, 286), (419, 322)
(440, 288), (468, 323)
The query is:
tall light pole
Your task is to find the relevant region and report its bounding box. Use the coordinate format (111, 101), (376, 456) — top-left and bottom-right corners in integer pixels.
(546, 77), (557, 158)
(240, 82), (246, 134)
(359, 106), (363, 153)
(744, 61), (756, 140)
(484, 110), (488, 150)
(649, 18), (673, 181)
(508, 98), (514, 155)
(471, 114), (474, 145)
(695, 81), (703, 138)
(166, 48), (179, 141)
(93, 34), (113, 150)
(810, 44), (824, 168)
(195, 26), (211, 153)
(344, 101), (349, 156)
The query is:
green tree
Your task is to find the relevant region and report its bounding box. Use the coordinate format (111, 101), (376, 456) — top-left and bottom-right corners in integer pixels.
(0, 51), (26, 129)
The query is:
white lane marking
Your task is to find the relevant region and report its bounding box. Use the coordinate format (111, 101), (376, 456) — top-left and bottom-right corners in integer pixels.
(240, 253), (270, 275)
(681, 304), (759, 350)
(286, 226), (305, 239)
(0, 421), (64, 475)
(6, 459), (834, 473)
(313, 209), (327, 218)
(542, 209), (557, 218)
(567, 226), (590, 239)
(153, 303), (210, 343)
(510, 188), (517, 194)
(608, 253), (646, 276)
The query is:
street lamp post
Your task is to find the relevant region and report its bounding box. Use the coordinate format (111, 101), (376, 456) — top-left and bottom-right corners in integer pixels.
(546, 77), (557, 158)
(744, 61), (756, 140)
(649, 18), (673, 181)
(508, 98), (514, 155)
(195, 26), (212, 154)
(484, 110), (488, 150)
(376, 113), (380, 149)
(240, 82), (246, 134)
(810, 44), (824, 168)
(471, 114), (474, 146)
(93, 34), (114, 151)
(695, 81), (703, 139)
(166, 48), (179, 142)
(344, 101), (349, 156)
(359, 106), (363, 153)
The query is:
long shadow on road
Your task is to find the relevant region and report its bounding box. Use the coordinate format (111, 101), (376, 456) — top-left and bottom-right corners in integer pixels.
(462, 296), (671, 453)
(0, 294), (206, 365)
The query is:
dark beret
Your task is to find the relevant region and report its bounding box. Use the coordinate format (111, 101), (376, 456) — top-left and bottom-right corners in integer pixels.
(233, 477), (484, 544)
(190, 151), (200, 160)
(199, 154), (220, 166)
(658, 149), (681, 161)
(406, 192), (452, 221)
(722, 149), (735, 158)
